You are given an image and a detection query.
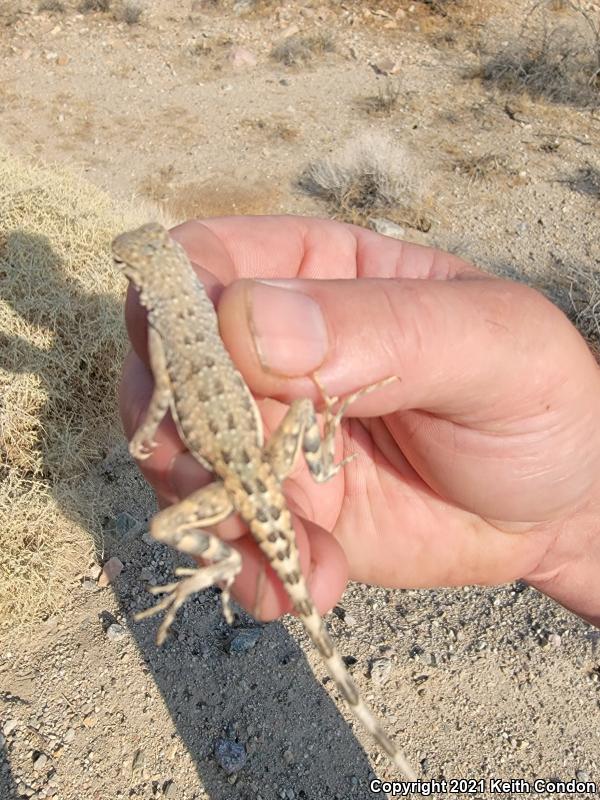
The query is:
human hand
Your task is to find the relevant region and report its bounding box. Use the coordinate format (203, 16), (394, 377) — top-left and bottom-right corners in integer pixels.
(120, 215), (600, 627)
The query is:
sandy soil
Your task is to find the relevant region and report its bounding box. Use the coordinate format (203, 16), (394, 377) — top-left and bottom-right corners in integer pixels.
(1, 1), (600, 799)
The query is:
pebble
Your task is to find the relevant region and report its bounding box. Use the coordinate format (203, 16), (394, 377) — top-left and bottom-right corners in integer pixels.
(106, 623), (128, 642)
(115, 511), (140, 538)
(576, 770), (590, 781)
(139, 566), (156, 582)
(63, 728), (76, 744)
(81, 579), (98, 592)
(369, 657), (393, 686)
(227, 627), (261, 654)
(229, 46), (257, 69)
(3, 719), (18, 736)
(214, 738), (247, 774)
(369, 217), (406, 239)
(98, 557), (124, 587)
(32, 752), (47, 772)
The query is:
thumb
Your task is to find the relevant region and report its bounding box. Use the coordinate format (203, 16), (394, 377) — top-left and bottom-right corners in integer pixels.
(217, 274), (583, 419)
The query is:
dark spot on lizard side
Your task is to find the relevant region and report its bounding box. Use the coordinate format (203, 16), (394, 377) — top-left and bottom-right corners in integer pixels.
(255, 508), (268, 523)
(269, 506), (281, 520)
(303, 432), (321, 453)
(213, 378), (225, 395)
(267, 531), (278, 543)
(240, 450), (251, 465)
(205, 356), (215, 368)
(285, 570), (301, 584)
(227, 413), (236, 430)
(295, 598), (314, 616)
(255, 478), (267, 493)
(208, 420), (219, 436)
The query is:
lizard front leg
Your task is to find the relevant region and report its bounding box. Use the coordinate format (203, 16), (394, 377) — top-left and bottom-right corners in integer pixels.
(136, 482), (241, 644)
(129, 326), (172, 460)
(265, 375), (397, 482)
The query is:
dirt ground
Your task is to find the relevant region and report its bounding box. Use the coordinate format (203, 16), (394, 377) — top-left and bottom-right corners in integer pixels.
(1, 1), (600, 798)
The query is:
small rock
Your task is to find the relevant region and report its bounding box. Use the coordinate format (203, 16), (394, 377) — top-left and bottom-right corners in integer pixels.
(576, 770), (590, 781)
(370, 57), (400, 75)
(214, 738), (247, 774)
(548, 633), (562, 647)
(81, 579), (98, 592)
(227, 627), (261, 654)
(87, 564), (102, 580)
(139, 566), (156, 582)
(131, 748), (145, 780)
(32, 752), (47, 772)
(82, 714), (98, 729)
(369, 657), (393, 686)
(0, 733), (5, 748)
(369, 217), (406, 240)
(63, 728), (76, 744)
(229, 46), (257, 69)
(56, 54), (69, 66)
(3, 719), (18, 736)
(98, 557), (124, 587)
(115, 511), (140, 538)
(106, 623), (128, 642)
(163, 780), (176, 798)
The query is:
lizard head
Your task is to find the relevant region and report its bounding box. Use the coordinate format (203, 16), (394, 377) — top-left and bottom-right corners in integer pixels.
(112, 223), (172, 288)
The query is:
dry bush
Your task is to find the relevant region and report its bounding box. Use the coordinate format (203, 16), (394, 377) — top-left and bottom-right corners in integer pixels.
(560, 162), (600, 197)
(38, 0), (66, 11)
(538, 258), (600, 352)
(358, 79), (401, 116)
(297, 133), (427, 227)
(453, 152), (511, 181)
(0, 145), (150, 628)
(0, 476), (94, 626)
(478, 1), (600, 107)
(115, 0), (143, 24)
(271, 32), (335, 67)
(79, 0), (110, 12)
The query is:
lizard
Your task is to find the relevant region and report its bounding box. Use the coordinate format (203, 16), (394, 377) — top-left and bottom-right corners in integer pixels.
(112, 222), (417, 781)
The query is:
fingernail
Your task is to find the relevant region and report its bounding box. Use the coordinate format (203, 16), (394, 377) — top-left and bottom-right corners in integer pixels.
(249, 282), (328, 375)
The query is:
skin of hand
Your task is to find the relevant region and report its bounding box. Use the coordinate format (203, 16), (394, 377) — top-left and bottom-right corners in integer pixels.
(119, 215), (600, 628)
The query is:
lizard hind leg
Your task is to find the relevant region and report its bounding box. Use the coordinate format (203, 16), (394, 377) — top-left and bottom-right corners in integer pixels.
(265, 373), (398, 484)
(135, 482), (241, 644)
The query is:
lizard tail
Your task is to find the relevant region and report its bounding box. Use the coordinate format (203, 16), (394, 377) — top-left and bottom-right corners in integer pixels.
(292, 593), (417, 781)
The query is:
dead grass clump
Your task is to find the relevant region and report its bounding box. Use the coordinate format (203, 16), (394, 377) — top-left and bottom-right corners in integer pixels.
(271, 32), (334, 67)
(0, 476), (94, 626)
(0, 2), (23, 26)
(561, 163), (600, 197)
(115, 1), (143, 24)
(38, 0), (66, 12)
(453, 152), (510, 181)
(0, 144), (149, 628)
(537, 258), (600, 352)
(79, 0), (110, 12)
(358, 80), (401, 116)
(478, 1), (600, 107)
(297, 133), (425, 227)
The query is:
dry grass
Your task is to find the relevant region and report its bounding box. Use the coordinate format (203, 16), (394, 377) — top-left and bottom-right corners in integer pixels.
(115, 0), (143, 24)
(453, 152), (511, 181)
(79, 0), (110, 12)
(271, 32), (335, 67)
(297, 132), (427, 228)
(38, 0), (66, 11)
(358, 79), (401, 116)
(477, 1), (600, 107)
(0, 476), (94, 626)
(537, 258), (600, 353)
(0, 145), (148, 628)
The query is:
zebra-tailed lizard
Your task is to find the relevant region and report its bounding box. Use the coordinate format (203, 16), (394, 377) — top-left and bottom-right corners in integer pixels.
(112, 223), (417, 780)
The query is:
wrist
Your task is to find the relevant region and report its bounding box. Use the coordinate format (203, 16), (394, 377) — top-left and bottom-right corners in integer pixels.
(525, 495), (600, 627)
